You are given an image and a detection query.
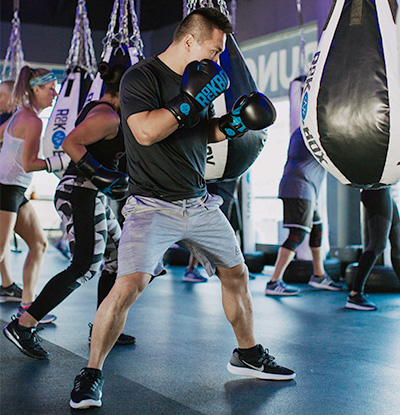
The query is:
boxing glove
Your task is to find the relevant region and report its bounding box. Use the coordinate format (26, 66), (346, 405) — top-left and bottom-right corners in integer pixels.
(75, 152), (129, 201)
(45, 152), (70, 173)
(166, 59), (230, 128)
(219, 92), (277, 140)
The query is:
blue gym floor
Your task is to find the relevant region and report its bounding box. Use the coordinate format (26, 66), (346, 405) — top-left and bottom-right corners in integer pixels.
(1, 242), (400, 415)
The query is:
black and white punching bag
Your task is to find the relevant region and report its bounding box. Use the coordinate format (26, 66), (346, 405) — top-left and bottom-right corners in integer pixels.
(300, 0), (400, 188)
(205, 34), (269, 182)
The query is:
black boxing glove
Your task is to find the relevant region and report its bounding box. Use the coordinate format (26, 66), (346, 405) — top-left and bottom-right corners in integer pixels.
(166, 59), (230, 128)
(76, 152), (129, 201)
(219, 92), (277, 140)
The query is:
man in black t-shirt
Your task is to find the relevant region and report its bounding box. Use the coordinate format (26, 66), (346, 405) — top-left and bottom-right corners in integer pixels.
(70, 7), (295, 409)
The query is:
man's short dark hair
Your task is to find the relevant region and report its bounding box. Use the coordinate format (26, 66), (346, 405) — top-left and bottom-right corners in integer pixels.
(173, 7), (233, 43)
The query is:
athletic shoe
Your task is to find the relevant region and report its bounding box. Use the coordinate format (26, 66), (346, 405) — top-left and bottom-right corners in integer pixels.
(345, 293), (377, 311)
(183, 267), (208, 283)
(265, 280), (300, 296)
(227, 344), (296, 381)
(17, 302), (57, 324)
(88, 322), (136, 346)
(3, 316), (49, 359)
(0, 283), (23, 303)
(308, 274), (343, 291)
(70, 368), (104, 409)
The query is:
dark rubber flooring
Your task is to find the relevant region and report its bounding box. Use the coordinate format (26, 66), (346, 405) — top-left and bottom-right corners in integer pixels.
(1, 244), (400, 414)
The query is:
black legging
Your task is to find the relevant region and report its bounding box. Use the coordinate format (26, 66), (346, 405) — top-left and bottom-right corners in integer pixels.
(352, 188), (400, 293)
(27, 185), (120, 322)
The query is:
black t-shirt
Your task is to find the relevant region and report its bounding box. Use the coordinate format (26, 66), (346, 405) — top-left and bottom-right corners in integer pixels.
(120, 56), (209, 201)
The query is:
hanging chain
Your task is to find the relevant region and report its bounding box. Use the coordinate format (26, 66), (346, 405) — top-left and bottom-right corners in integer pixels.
(65, 0), (97, 78)
(296, 0), (306, 76)
(102, 0), (119, 52)
(1, 5), (25, 81)
(184, 0), (234, 31)
(128, 0), (144, 55)
(102, 0), (143, 56)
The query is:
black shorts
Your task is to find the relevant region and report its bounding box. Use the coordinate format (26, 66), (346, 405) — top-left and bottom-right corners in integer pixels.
(281, 198), (321, 232)
(0, 183), (29, 212)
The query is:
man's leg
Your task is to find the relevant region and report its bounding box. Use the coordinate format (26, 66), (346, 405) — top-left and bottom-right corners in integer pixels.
(218, 263), (296, 380)
(216, 263), (255, 348)
(270, 247), (295, 283)
(310, 246), (325, 276)
(88, 272), (151, 370)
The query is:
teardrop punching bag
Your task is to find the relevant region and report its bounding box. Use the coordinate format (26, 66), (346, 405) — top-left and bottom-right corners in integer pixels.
(205, 34), (268, 182)
(300, 0), (400, 189)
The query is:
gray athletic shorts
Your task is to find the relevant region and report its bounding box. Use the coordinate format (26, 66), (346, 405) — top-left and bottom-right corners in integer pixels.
(117, 193), (244, 278)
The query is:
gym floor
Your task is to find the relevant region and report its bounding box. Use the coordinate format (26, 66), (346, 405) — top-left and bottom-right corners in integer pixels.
(1, 242), (400, 415)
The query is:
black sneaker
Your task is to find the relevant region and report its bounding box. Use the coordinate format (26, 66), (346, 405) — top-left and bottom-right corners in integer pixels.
(3, 317), (49, 359)
(70, 368), (104, 409)
(0, 283), (23, 303)
(227, 344), (296, 380)
(88, 322), (136, 346)
(345, 292), (377, 311)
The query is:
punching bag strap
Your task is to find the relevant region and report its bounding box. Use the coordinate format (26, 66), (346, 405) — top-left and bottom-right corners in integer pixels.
(350, 0), (363, 26)
(388, 0), (398, 22)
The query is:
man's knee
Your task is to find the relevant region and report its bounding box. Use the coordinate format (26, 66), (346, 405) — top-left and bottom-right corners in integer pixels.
(217, 263), (248, 286)
(113, 272), (151, 302)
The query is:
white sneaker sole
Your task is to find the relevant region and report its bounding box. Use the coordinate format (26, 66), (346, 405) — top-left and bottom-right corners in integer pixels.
(0, 296), (22, 303)
(70, 394), (102, 409)
(227, 363), (296, 380)
(345, 301), (377, 311)
(308, 281), (342, 291)
(264, 289), (299, 296)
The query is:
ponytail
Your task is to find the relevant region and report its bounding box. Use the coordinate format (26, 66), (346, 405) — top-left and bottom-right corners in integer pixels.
(12, 65), (53, 111)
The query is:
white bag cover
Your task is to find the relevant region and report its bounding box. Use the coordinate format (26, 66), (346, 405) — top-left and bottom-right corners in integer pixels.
(42, 70), (83, 178)
(300, 0), (400, 188)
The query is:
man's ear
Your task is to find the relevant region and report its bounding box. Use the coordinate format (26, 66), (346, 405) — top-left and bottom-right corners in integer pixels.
(184, 33), (195, 51)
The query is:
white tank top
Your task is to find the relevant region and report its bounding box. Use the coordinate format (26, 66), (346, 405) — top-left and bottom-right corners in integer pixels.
(0, 112), (33, 188)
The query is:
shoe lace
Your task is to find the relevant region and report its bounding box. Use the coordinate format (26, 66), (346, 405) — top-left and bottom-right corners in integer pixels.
(74, 370), (101, 392)
(258, 349), (278, 367)
(10, 315), (44, 345)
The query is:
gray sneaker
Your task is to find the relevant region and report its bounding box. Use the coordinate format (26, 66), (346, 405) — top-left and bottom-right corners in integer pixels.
(0, 283), (22, 303)
(265, 280), (300, 296)
(308, 274), (343, 291)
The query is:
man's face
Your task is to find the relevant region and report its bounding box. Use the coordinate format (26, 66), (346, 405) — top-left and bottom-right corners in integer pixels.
(190, 28), (226, 63)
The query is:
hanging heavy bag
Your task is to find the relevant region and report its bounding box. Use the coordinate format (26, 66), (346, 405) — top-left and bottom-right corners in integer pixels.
(300, 0), (400, 188)
(205, 34), (271, 182)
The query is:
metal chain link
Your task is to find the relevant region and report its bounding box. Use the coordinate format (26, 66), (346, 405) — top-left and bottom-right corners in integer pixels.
(129, 0), (144, 55)
(1, 8), (25, 81)
(296, 0), (306, 76)
(102, 0), (143, 57)
(183, 0), (234, 30)
(65, 0), (97, 78)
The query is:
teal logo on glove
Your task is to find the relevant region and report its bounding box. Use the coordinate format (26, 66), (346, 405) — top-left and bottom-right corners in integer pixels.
(195, 69), (229, 108)
(180, 103), (191, 115)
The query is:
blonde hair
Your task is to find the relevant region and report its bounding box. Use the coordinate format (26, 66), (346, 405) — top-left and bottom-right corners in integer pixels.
(12, 65), (52, 111)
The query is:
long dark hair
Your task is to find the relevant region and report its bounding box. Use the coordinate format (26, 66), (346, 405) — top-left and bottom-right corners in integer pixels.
(98, 61), (129, 97)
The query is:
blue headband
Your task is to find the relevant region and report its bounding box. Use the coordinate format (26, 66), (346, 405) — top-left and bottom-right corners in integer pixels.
(29, 72), (57, 88)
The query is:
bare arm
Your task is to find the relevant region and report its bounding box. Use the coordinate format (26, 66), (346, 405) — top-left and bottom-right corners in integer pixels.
(22, 117), (47, 173)
(127, 109), (228, 146)
(62, 105), (119, 162)
(207, 118), (227, 143)
(126, 108), (179, 146)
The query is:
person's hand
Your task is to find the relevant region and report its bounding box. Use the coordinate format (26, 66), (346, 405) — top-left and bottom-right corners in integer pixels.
(219, 92), (276, 140)
(76, 152), (128, 200)
(166, 59), (230, 128)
